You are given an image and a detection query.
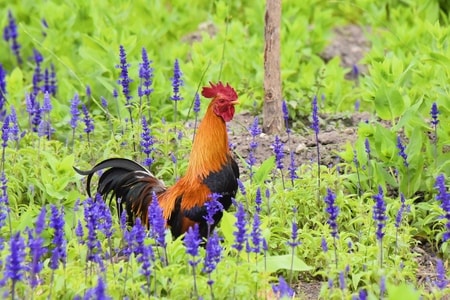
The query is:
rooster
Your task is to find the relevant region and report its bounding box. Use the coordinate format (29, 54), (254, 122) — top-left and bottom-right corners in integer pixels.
(74, 82), (240, 239)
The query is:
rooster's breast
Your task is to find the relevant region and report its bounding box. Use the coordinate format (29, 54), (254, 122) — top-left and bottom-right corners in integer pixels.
(202, 156), (239, 210)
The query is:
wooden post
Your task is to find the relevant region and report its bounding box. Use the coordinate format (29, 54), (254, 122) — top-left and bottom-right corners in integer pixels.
(263, 0), (284, 134)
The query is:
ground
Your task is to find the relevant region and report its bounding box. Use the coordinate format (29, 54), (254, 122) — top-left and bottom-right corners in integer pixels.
(226, 25), (446, 299)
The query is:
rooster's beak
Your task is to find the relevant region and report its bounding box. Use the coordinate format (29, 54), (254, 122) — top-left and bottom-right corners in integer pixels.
(231, 99), (239, 105)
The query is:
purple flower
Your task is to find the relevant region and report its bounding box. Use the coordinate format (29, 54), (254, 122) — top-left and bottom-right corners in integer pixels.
(81, 104), (94, 135)
(237, 179), (246, 196)
(83, 197), (103, 264)
(42, 91), (52, 113)
(272, 135), (284, 170)
(232, 202), (247, 252)
(364, 138), (371, 157)
(117, 45), (132, 105)
(435, 174), (450, 241)
(170, 59), (183, 101)
(138, 244), (154, 278)
(140, 116), (154, 166)
(49, 64), (57, 96)
(28, 207), (47, 288)
(84, 277), (111, 300)
(3, 232), (26, 286)
(321, 237), (328, 252)
(49, 205), (66, 269)
(288, 151), (298, 182)
(8, 107), (19, 142)
(193, 92), (201, 114)
(138, 47), (154, 98)
(272, 276), (294, 298)
(32, 49), (43, 95)
(250, 209), (261, 253)
(148, 192), (166, 248)
(2, 115), (10, 149)
(204, 194), (224, 227)
(255, 187), (262, 212)
(3, 10), (22, 65)
(249, 116), (262, 137)
(339, 271), (346, 290)
(131, 218), (146, 257)
(26, 93), (42, 133)
(435, 259), (449, 290)
(97, 195), (114, 239)
(324, 188), (339, 238)
(75, 220), (84, 243)
(37, 120), (54, 139)
(430, 102), (439, 126)
(202, 230), (222, 275)
(311, 96), (319, 134)
(287, 220), (301, 248)
(395, 193), (407, 228)
(373, 185), (387, 241)
(396, 136), (409, 167)
(184, 223), (201, 267)
(0, 172), (10, 238)
(0, 64), (6, 117)
(70, 93), (80, 130)
(357, 289), (368, 300)
(282, 100), (291, 134)
(380, 276), (386, 297)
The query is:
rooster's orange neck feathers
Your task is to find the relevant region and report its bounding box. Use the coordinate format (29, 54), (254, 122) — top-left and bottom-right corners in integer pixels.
(185, 98), (230, 180)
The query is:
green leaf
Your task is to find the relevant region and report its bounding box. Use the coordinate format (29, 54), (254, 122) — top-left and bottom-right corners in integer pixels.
(374, 86), (405, 121)
(254, 156), (275, 184)
(5, 67), (24, 97)
(257, 254), (312, 273)
(387, 283), (421, 300)
(220, 210), (237, 245)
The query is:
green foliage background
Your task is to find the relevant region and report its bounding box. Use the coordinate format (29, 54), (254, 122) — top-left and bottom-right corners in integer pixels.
(0, 0), (450, 299)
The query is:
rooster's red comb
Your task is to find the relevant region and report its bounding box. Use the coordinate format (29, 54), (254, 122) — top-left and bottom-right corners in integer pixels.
(201, 81), (237, 101)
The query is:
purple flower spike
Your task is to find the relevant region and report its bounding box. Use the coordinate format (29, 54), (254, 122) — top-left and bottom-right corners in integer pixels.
(373, 185), (387, 241)
(396, 136), (409, 167)
(140, 116), (154, 167)
(3, 10), (22, 65)
(49, 205), (67, 269)
(70, 93), (80, 130)
(273, 135), (284, 171)
(204, 193), (224, 227)
(435, 174), (450, 241)
(193, 93), (201, 114)
(203, 230), (222, 275)
(149, 192), (166, 248)
(272, 276), (295, 298)
(170, 59), (183, 101)
(4, 231), (26, 292)
(117, 45), (132, 105)
(184, 223), (201, 267)
(138, 47), (154, 98)
(81, 104), (94, 135)
(430, 102), (439, 126)
(324, 188), (339, 238)
(232, 202), (247, 252)
(311, 96), (319, 134)
(435, 259), (449, 290)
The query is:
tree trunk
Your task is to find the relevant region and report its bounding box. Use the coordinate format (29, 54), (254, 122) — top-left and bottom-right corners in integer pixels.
(263, 0), (284, 134)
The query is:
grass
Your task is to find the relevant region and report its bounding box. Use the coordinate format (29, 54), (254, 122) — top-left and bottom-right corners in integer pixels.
(0, 0), (449, 299)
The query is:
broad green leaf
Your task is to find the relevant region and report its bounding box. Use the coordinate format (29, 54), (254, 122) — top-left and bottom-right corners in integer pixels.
(387, 283), (421, 300)
(254, 156), (275, 184)
(5, 67), (24, 97)
(220, 210), (237, 245)
(374, 86), (405, 121)
(257, 254), (312, 273)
